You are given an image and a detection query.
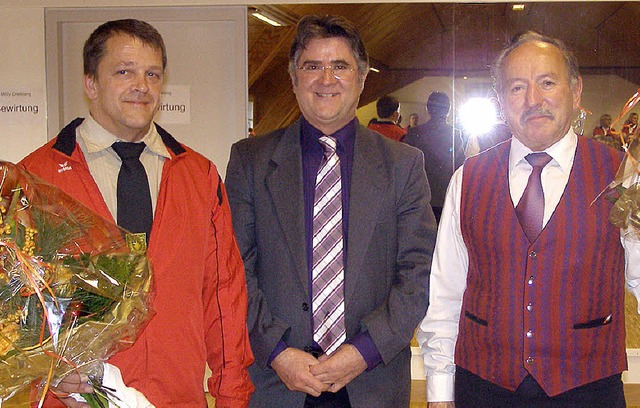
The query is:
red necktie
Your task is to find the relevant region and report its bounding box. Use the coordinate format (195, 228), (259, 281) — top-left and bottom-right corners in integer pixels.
(515, 152), (552, 243)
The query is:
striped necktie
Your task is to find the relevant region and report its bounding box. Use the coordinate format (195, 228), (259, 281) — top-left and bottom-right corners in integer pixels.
(312, 135), (346, 355)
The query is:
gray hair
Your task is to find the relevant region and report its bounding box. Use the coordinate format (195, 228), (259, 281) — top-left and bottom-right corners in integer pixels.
(492, 31), (580, 95)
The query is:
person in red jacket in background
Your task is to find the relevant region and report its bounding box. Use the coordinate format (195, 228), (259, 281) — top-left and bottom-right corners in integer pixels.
(367, 95), (407, 142)
(621, 112), (639, 145)
(20, 19), (253, 408)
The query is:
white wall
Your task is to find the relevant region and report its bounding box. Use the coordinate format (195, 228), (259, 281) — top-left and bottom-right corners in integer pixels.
(0, 7), (47, 163)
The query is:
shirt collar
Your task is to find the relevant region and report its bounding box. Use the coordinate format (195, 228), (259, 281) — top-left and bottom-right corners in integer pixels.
(509, 128), (577, 175)
(300, 116), (357, 154)
(78, 114), (171, 159)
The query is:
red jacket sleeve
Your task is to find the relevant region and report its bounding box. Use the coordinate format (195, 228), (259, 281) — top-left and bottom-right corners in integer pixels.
(204, 171), (254, 407)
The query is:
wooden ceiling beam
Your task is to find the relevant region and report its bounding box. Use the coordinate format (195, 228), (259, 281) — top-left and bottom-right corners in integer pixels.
(248, 26), (295, 88)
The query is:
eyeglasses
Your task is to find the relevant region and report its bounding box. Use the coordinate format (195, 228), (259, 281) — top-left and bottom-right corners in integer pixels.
(297, 64), (357, 80)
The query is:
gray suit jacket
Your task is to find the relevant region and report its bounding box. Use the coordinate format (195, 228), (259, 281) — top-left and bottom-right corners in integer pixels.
(225, 120), (437, 407)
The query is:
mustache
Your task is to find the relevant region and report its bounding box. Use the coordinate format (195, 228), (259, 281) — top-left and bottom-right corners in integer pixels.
(521, 108), (554, 122)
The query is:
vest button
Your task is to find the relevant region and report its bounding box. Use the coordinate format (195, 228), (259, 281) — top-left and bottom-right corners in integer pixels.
(526, 357), (534, 365)
(526, 303), (533, 312)
(526, 330), (533, 338)
(302, 302), (309, 311)
(529, 251), (537, 258)
(528, 276), (535, 285)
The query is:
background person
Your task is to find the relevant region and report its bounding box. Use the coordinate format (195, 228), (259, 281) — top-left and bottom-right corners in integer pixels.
(621, 111), (639, 145)
(591, 113), (622, 150)
(367, 95), (407, 142)
(404, 91), (464, 222)
(405, 112), (420, 130)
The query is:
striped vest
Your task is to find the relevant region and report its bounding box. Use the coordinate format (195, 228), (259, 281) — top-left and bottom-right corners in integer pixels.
(456, 137), (626, 396)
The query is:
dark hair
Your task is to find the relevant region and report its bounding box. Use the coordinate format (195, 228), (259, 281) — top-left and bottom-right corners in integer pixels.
(426, 92), (450, 118)
(83, 19), (167, 77)
(492, 31), (580, 95)
(376, 95), (400, 118)
(288, 14), (369, 84)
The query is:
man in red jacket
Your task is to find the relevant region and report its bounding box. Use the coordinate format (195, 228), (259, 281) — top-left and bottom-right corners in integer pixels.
(20, 19), (253, 407)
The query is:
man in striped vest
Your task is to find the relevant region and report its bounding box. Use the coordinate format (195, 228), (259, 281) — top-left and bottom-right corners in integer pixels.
(417, 31), (640, 407)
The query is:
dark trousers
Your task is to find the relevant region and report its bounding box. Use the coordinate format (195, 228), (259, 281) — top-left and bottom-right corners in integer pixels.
(304, 388), (350, 408)
(455, 366), (625, 408)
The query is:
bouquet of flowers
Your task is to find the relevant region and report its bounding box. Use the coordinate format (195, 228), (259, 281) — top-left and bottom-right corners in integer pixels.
(604, 89), (640, 238)
(0, 162), (154, 406)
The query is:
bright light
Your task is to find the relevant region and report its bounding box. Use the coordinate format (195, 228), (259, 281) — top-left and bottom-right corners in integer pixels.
(251, 12), (282, 27)
(369, 67), (380, 73)
(459, 97), (498, 136)
(512, 4), (525, 11)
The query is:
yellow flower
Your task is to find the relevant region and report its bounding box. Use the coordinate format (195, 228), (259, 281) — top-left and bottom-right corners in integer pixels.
(0, 322), (20, 356)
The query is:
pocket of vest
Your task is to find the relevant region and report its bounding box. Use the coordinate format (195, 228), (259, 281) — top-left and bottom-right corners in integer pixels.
(573, 314), (612, 329)
(464, 311), (488, 326)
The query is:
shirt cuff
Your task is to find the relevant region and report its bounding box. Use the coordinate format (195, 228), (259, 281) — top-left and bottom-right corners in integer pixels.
(347, 331), (382, 371)
(103, 363), (155, 407)
(426, 373), (455, 402)
(267, 340), (289, 367)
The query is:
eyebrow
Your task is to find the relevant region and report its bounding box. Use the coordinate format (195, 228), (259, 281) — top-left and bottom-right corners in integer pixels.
(116, 61), (163, 70)
(300, 59), (352, 65)
(505, 72), (561, 84)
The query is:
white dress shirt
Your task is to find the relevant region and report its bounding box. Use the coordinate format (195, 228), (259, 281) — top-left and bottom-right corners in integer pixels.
(417, 129), (640, 402)
(76, 115), (171, 222)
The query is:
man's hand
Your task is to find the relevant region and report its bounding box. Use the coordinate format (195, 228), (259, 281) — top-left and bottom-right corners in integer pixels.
(309, 344), (367, 393)
(271, 347), (330, 396)
(428, 403), (454, 407)
(51, 372), (94, 407)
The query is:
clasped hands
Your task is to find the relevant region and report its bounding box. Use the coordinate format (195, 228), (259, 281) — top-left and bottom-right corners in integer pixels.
(271, 344), (367, 396)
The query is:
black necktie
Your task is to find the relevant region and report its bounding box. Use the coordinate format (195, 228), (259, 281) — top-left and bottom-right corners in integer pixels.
(112, 142), (153, 241)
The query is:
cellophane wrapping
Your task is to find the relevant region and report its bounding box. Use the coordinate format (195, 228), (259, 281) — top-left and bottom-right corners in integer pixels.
(0, 161), (154, 404)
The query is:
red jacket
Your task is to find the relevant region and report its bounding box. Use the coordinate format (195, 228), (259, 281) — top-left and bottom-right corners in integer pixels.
(368, 120), (407, 142)
(20, 118), (254, 407)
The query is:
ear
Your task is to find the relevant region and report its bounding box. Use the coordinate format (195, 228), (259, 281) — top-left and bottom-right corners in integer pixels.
(359, 71), (368, 92)
(572, 76), (583, 110)
(83, 74), (98, 101)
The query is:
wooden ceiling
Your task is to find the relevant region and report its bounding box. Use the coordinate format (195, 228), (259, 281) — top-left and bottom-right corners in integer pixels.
(248, 2), (640, 134)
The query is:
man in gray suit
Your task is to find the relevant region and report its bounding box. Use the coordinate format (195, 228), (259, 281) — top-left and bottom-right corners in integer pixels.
(226, 14), (436, 407)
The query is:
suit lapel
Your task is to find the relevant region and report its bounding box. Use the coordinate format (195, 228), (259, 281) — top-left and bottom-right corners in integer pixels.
(345, 126), (387, 302)
(265, 122), (309, 296)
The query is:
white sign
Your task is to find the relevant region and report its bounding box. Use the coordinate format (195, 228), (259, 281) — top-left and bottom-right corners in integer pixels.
(0, 89), (44, 125)
(156, 85), (191, 125)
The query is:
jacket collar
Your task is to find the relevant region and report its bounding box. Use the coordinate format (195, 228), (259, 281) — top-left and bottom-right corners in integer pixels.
(52, 117), (186, 157)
